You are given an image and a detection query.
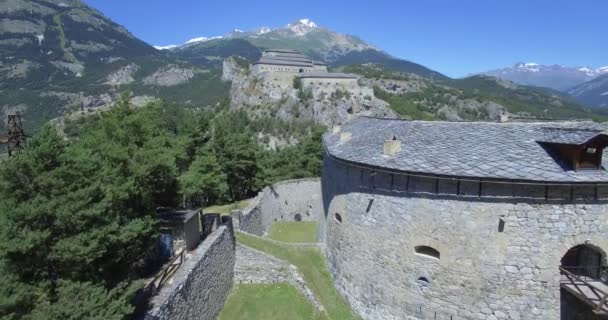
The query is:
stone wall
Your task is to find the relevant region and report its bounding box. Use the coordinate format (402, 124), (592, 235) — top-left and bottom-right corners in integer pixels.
(321, 152), (608, 320)
(144, 224), (235, 320)
(300, 77), (373, 101)
(239, 178), (323, 239)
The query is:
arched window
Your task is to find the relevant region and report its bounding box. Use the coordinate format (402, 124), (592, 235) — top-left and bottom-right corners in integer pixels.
(334, 213), (342, 223)
(415, 246), (440, 259)
(294, 213), (302, 222)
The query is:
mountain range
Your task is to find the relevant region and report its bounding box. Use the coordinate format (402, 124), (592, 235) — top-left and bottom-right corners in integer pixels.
(1, 0), (606, 134)
(479, 63), (608, 107)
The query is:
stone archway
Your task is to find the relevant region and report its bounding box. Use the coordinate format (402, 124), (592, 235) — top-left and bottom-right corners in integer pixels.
(560, 243), (608, 320)
(561, 244), (606, 279)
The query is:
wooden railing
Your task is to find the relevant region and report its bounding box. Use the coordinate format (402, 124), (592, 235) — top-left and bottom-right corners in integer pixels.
(560, 266), (608, 315)
(144, 249), (186, 295)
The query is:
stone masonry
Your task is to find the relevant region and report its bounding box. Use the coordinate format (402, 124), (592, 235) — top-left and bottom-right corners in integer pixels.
(321, 151), (608, 320)
(235, 244), (323, 311)
(144, 225), (235, 320)
(239, 178), (323, 239)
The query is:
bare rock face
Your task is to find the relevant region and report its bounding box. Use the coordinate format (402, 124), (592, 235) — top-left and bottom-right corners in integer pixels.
(223, 57), (396, 126)
(1, 104), (27, 125)
(143, 64), (196, 87)
(221, 57), (241, 82)
(0, 60), (41, 79)
(105, 63), (139, 86)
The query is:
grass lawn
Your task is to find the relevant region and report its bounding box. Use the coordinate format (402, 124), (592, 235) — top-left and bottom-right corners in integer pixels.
(218, 283), (324, 320)
(203, 199), (250, 216)
(236, 232), (360, 320)
(268, 222), (317, 243)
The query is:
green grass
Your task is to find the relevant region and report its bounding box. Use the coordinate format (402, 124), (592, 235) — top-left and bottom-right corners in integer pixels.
(203, 199), (250, 216)
(268, 222), (317, 243)
(218, 283), (324, 320)
(236, 232), (360, 320)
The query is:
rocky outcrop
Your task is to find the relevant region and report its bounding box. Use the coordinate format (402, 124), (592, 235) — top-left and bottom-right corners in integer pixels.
(105, 63), (139, 86)
(223, 57), (395, 126)
(143, 65), (197, 87)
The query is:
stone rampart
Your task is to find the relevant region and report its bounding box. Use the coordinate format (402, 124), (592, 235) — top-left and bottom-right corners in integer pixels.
(144, 223), (235, 320)
(239, 178), (323, 239)
(322, 152), (608, 320)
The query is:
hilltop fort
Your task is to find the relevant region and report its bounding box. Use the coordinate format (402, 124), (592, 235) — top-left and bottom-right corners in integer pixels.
(222, 49), (395, 127)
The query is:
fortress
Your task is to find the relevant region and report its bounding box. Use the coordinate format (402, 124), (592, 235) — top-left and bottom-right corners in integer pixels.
(251, 49), (371, 100)
(149, 117), (608, 320)
(319, 118), (608, 319)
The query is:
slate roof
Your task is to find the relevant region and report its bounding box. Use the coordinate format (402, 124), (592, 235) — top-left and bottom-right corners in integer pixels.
(323, 117), (608, 183)
(537, 127), (607, 145)
(255, 57), (313, 67)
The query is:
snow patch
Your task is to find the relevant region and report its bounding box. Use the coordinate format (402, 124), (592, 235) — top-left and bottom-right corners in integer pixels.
(299, 18), (318, 28)
(185, 35), (222, 45)
(257, 27), (271, 34)
(35, 34), (44, 46)
(154, 45), (177, 50)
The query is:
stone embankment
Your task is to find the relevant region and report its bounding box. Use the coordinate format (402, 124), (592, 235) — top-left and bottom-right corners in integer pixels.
(235, 244), (323, 311)
(144, 223), (235, 320)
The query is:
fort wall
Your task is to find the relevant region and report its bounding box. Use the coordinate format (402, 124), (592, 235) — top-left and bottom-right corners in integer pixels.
(239, 178), (323, 239)
(321, 152), (608, 319)
(144, 223), (235, 320)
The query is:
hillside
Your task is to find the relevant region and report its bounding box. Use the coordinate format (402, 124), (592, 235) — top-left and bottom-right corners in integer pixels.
(568, 74), (608, 108)
(1, 3), (606, 135)
(341, 64), (606, 121)
(0, 0), (229, 132)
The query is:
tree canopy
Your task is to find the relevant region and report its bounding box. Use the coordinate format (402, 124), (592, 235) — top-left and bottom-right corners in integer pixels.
(0, 96), (324, 319)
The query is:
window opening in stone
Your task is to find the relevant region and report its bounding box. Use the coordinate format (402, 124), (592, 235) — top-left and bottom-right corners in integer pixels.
(334, 213), (342, 223)
(498, 217), (506, 233)
(415, 246), (440, 259)
(294, 213), (302, 222)
(417, 277), (430, 286)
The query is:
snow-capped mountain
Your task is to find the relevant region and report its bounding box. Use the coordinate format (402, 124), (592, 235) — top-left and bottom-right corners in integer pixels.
(286, 18), (318, 36)
(154, 18), (369, 54)
(479, 63), (608, 91)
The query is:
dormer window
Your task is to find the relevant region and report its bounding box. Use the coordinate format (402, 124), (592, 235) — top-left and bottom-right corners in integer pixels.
(537, 128), (608, 171)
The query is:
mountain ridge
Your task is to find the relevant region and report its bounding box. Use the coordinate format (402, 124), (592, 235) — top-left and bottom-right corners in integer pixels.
(478, 62), (608, 92)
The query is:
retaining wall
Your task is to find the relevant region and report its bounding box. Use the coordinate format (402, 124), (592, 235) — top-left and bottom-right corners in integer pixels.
(144, 224), (235, 320)
(239, 178), (323, 239)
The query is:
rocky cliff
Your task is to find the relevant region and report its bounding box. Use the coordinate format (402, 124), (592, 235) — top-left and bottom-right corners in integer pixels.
(222, 57), (395, 126)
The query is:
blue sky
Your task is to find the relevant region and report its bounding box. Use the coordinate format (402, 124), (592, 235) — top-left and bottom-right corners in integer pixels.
(83, 0), (607, 78)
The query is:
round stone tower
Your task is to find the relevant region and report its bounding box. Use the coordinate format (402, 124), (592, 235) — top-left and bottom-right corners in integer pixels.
(320, 117), (608, 320)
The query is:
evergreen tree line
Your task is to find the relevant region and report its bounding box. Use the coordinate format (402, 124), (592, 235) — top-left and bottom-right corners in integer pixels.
(0, 95), (324, 319)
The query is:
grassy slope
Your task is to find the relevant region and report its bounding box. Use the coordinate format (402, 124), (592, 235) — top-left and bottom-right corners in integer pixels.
(218, 283), (323, 320)
(236, 232), (360, 320)
(268, 222), (318, 243)
(203, 199), (251, 216)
